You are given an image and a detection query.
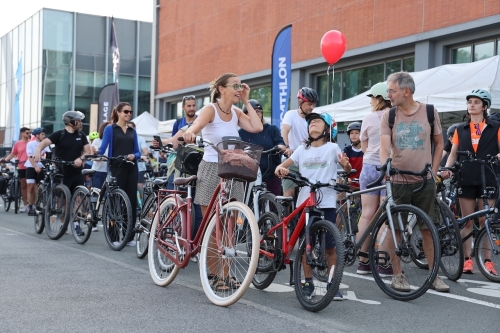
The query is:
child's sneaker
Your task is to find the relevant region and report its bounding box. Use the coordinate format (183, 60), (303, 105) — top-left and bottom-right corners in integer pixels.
(302, 282), (315, 299)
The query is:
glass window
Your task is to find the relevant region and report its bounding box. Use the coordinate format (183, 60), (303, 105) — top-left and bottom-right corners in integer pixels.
(114, 20), (136, 58)
(343, 63), (384, 100)
(32, 12), (40, 70)
(43, 10), (73, 52)
(249, 86), (271, 117)
(23, 72), (31, 126)
(18, 23), (25, 73)
(75, 14), (106, 53)
(137, 76), (150, 115)
(403, 57), (415, 72)
(25, 18), (32, 73)
(451, 46), (471, 64)
(498, 40), (500, 55)
(474, 41), (494, 61)
(386, 60), (401, 77)
(117, 75), (135, 106)
(43, 50), (73, 68)
(12, 27), (18, 74)
(316, 72), (341, 106)
(76, 53), (105, 71)
(0, 84), (5, 127)
(32, 68), (40, 125)
(41, 67), (72, 133)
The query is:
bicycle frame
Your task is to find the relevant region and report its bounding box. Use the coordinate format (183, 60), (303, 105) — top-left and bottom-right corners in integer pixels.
(155, 179), (235, 269)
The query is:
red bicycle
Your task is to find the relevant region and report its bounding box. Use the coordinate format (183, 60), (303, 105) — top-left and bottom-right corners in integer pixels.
(148, 138), (261, 306)
(254, 172), (345, 312)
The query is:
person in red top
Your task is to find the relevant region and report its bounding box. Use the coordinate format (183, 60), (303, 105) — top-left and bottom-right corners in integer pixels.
(441, 89), (500, 276)
(0, 127), (31, 212)
(343, 122), (363, 189)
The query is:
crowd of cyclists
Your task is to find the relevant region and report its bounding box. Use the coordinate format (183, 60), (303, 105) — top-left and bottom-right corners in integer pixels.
(1, 70), (499, 308)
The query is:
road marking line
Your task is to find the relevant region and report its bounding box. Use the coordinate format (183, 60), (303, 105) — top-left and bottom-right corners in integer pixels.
(343, 272), (500, 309)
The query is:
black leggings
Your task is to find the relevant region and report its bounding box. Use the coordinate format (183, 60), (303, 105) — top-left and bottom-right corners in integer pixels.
(110, 165), (137, 240)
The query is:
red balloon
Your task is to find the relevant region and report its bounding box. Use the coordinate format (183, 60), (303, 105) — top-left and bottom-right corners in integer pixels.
(320, 30), (347, 65)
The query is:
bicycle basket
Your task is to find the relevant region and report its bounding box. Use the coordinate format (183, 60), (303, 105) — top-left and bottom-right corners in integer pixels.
(174, 144), (204, 175)
(217, 140), (263, 182)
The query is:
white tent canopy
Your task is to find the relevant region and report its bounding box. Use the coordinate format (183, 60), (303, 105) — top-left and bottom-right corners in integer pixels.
(314, 56), (500, 122)
(130, 112), (159, 141)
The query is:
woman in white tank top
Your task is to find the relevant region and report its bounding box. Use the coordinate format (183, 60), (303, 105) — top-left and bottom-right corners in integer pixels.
(182, 73), (263, 213)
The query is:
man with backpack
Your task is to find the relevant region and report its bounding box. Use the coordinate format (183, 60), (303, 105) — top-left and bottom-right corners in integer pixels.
(379, 72), (448, 292)
(171, 95), (197, 136)
(34, 111), (91, 195)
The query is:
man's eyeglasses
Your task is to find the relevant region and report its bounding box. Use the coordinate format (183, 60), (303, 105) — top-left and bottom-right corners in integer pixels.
(474, 123), (482, 135)
(255, 109), (263, 113)
(121, 110), (132, 115)
(226, 83), (244, 91)
(182, 95), (195, 101)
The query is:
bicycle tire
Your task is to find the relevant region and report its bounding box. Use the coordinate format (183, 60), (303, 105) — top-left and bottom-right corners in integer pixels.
(474, 222), (500, 283)
(199, 201), (259, 307)
(34, 185), (46, 234)
(293, 220), (345, 312)
(248, 191), (283, 220)
(252, 212), (282, 290)
(69, 186), (92, 244)
(14, 179), (20, 214)
(369, 204), (440, 301)
(4, 184), (11, 212)
(148, 196), (181, 286)
(436, 200), (463, 281)
(45, 184), (72, 240)
(102, 188), (133, 251)
(136, 193), (157, 259)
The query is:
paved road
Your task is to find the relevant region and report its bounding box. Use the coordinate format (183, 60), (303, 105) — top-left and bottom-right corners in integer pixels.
(1, 205), (499, 333)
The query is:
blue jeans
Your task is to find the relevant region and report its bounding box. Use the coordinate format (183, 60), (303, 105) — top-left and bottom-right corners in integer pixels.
(92, 171), (107, 190)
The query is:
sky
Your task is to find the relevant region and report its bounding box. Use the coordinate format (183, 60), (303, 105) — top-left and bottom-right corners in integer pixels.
(0, 0), (154, 37)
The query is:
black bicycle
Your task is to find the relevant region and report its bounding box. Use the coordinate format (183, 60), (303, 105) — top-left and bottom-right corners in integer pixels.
(34, 159), (73, 239)
(70, 155), (133, 250)
(1, 161), (23, 213)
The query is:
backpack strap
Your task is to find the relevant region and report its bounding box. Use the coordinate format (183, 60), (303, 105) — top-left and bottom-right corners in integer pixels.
(426, 104), (434, 139)
(388, 107), (397, 142)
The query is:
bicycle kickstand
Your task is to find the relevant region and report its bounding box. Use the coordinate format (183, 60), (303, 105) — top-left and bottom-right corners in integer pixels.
(289, 260), (294, 286)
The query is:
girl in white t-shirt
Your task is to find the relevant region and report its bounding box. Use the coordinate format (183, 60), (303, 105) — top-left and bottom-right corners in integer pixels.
(276, 112), (351, 300)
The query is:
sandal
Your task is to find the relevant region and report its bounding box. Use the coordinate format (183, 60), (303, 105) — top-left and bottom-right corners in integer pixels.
(226, 276), (242, 289)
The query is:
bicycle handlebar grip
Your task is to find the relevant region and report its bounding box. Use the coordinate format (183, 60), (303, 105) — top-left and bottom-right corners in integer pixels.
(456, 151), (471, 157)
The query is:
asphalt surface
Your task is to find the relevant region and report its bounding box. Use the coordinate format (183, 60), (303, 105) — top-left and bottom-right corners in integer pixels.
(1, 203), (499, 333)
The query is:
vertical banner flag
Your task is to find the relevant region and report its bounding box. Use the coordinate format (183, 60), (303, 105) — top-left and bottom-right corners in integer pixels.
(110, 18), (120, 108)
(271, 25), (292, 128)
(12, 55), (23, 143)
(97, 83), (116, 125)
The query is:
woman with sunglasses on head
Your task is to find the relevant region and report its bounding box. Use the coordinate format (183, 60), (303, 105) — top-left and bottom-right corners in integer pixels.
(182, 72), (263, 216)
(98, 102), (141, 247)
(441, 89), (500, 276)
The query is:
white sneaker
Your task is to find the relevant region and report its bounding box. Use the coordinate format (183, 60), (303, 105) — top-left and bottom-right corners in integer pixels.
(92, 226), (98, 232)
(112, 241), (120, 247)
(126, 240), (136, 247)
(19, 207), (28, 213)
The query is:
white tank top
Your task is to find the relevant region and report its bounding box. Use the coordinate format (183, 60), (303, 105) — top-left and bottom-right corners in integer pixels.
(201, 103), (239, 162)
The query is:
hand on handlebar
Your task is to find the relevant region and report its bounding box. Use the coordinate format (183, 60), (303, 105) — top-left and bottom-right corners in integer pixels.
(440, 170), (452, 179)
(182, 131), (196, 144)
(275, 166), (289, 178)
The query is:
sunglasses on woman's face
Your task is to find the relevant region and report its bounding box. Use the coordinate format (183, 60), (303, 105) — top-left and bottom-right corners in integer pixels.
(121, 110), (132, 115)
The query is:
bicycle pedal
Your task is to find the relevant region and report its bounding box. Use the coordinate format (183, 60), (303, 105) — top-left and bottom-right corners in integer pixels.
(263, 234), (275, 241)
(162, 228), (174, 238)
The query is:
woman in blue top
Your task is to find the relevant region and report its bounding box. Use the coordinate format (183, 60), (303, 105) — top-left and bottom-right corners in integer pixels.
(238, 99), (286, 196)
(98, 102), (141, 247)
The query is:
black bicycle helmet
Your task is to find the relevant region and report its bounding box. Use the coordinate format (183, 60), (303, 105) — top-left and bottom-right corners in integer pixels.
(446, 123), (461, 137)
(297, 87), (319, 103)
(63, 111), (85, 126)
(346, 122), (362, 134)
(183, 151), (203, 175)
(242, 99), (262, 114)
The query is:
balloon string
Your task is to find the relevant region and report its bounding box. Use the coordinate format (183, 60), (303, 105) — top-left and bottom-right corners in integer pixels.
(326, 65), (331, 105)
(330, 65), (335, 107)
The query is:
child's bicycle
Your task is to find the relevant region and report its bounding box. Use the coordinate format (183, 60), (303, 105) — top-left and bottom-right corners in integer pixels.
(254, 172), (345, 312)
(147, 137), (260, 306)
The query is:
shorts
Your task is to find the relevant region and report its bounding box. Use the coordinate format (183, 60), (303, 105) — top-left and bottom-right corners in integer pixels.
(302, 208), (337, 249)
(282, 163), (299, 191)
(457, 185), (497, 200)
(194, 160), (244, 206)
(359, 163), (386, 196)
(391, 178), (437, 229)
(138, 171), (145, 184)
(18, 169), (26, 179)
(26, 167), (44, 184)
